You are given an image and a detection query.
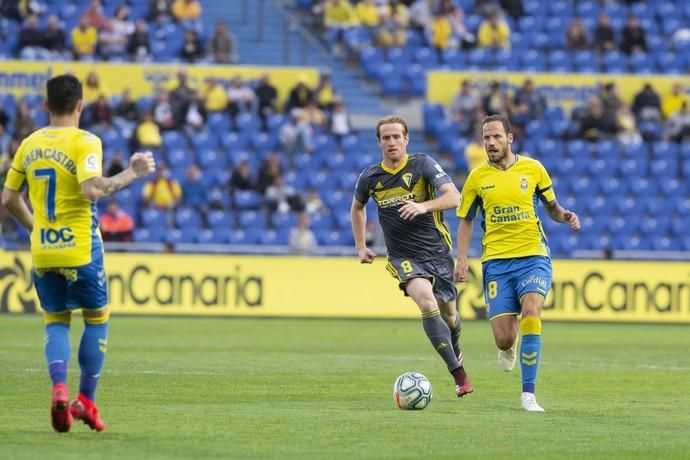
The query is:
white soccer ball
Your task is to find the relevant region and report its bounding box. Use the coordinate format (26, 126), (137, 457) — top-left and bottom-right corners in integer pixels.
(393, 371), (433, 410)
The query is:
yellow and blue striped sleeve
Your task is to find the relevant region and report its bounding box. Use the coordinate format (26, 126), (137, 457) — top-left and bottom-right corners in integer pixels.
(535, 160), (555, 203)
(75, 132), (103, 184)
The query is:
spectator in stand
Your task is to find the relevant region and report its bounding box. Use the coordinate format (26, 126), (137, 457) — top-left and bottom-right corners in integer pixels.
(254, 74), (278, 131)
(499, 0), (523, 23)
(149, 0), (172, 21)
(88, 95), (112, 127)
(172, 0), (202, 22)
(184, 91), (206, 133)
(304, 188), (326, 216)
(265, 174), (304, 213)
(99, 5), (134, 59)
(314, 73), (336, 112)
(431, 12), (453, 57)
(0, 100), (9, 129)
(168, 70), (196, 128)
(442, 0), (475, 49)
(142, 163), (182, 210)
(620, 14), (646, 55)
(616, 106), (642, 146)
(127, 19), (151, 61)
(203, 77), (228, 115)
(477, 11), (510, 49)
(100, 200), (135, 242)
(323, 0), (357, 55)
(482, 80), (510, 116)
(180, 29), (203, 62)
(18, 15), (46, 58)
(113, 89), (138, 124)
(662, 83), (687, 119)
(105, 150), (125, 177)
(180, 163), (208, 211)
(71, 16), (98, 59)
(330, 100), (352, 145)
(208, 21), (237, 64)
(257, 153), (283, 194)
(356, 0), (380, 37)
(280, 108), (314, 161)
(377, 0), (409, 49)
(513, 79), (546, 121)
(12, 102), (37, 142)
(599, 82), (623, 118)
(632, 83), (662, 123)
(153, 90), (175, 130)
(409, 0), (435, 41)
(285, 75), (313, 113)
(565, 17), (589, 50)
(84, 0), (110, 31)
(134, 112), (163, 150)
(83, 71), (109, 105)
(450, 79), (481, 136)
(464, 131), (487, 172)
(230, 159), (256, 193)
(301, 100), (327, 130)
(289, 213), (318, 255)
(578, 97), (619, 142)
(663, 101), (690, 142)
(43, 15), (67, 58)
(227, 76), (257, 130)
(593, 14), (616, 53)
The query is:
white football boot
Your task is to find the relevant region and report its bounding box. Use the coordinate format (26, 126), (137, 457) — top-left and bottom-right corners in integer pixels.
(520, 392), (545, 412)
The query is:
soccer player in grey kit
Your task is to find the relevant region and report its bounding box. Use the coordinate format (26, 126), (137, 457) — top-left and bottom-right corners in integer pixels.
(351, 115), (473, 397)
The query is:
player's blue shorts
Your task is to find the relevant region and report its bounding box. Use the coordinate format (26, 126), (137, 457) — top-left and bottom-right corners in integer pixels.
(481, 255), (552, 319)
(32, 244), (108, 313)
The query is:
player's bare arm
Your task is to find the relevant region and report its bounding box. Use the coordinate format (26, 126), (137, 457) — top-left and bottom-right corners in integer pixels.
(544, 198), (580, 230)
(454, 219), (473, 282)
(81, 151), (156, 200)
(399, 182), (460, 221)
(350, 197), (376, 263)
(1, 187), (34, 231)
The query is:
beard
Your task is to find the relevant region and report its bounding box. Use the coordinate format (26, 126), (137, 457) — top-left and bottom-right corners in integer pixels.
(487, 144), (508, 163)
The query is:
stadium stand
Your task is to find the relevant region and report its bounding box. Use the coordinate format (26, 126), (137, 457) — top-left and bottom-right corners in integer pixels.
(1, 0), (689, 259)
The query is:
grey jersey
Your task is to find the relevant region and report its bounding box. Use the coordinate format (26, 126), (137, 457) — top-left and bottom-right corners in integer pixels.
(354, 153), (454, 261)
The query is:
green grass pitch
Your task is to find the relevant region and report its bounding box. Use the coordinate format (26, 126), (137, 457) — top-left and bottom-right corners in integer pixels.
(1, 316), (689, 459)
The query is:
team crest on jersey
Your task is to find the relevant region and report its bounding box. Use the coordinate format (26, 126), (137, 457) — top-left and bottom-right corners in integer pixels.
(520, 176), (528, 193)
(402, 173), (413, 188)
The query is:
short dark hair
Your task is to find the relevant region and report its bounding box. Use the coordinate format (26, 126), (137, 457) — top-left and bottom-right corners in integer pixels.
(46, 74), (82, 115)
(375, 115), (408, 140)
(482, 114), (512, 134)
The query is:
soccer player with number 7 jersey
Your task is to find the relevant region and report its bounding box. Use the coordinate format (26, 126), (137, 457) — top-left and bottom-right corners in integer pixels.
(1, 75), (156, 432)
(455, 115), (580, 412)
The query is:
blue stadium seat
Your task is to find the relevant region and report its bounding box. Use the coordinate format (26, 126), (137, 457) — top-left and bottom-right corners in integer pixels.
(227, 229), (260, 245)
(234, 191), (262, 210)
(133, 228), (162, 243)
(198, 149), (227, 171)
(651, 141), (678, 157)
(207, 112), (230, 133)
(141, 208), (167, 230)
(620, 142), (646, 157)
(235, 113), (261, 135)
(238, 210), (267, 230)
(174, 207), (202, 229)
(190, 129), (219, 151)
(629, 52), (655, 74)
(207, 210), (234, 229)
(520, 49), (546, 71)
(566, 140), (590, 158)
(404, 64), (426, 96)
(618, 158), (649, 177)
(360, 47), (385, 78)
(271, 211), (297, 230)
(379, 64), (404, 96)
(593, 140), (620, 157)
(658, 178), (688, 197)
(258, 229), (290, 245)
(316, 229), (353, 246)
(650, 158), (678, 178)
(441, 49), (466, 69)
(308, 212), (333, 231)
(322, 190), (351, 211)
(413, 47), (439, 68)
(423, 103), (445, 136)
(166, 227), (196, 244)
(196, 229), (226, 244)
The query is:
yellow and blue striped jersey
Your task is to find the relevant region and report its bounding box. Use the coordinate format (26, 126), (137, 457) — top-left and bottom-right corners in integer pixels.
(4, 127), (103, 268)
(456, 155), (556, 262)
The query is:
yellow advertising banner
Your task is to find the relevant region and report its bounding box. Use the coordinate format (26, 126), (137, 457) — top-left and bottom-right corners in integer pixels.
(0, 60), (319, 103)
(427, 70), (690, 114)
(1, 252), (689, 323)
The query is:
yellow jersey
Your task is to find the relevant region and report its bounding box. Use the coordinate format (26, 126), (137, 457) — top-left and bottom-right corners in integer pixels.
(456, 155), (556, 262)
(4, 127), (103, 268)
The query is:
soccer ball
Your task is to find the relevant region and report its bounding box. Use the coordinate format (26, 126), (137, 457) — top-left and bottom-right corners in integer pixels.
(393, 371), (432, 410)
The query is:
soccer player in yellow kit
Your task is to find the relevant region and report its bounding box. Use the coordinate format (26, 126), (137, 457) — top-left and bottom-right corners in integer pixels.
(455, 115), (580, 412)
(1, 75), (155, 432)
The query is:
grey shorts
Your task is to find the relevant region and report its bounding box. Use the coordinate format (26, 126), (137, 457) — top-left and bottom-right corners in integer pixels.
(386, 253), (457, 302)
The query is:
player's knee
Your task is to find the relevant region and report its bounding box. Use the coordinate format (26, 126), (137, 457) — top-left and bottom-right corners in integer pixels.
(44, 310), (71, 325)
(495, 334), (515, 350)
(83, 306), (110, 324)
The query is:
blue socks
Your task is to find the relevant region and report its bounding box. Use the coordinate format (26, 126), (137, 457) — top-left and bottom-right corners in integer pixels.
(78, 321), (109, 401)
(46, 323), (71, 386)
(519, 316), (542, 394)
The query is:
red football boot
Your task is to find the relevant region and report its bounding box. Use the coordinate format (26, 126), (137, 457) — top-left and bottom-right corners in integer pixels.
(70, 394), (106, 432)
(51, 383), (72, 433)
(452, 366), (474, 398)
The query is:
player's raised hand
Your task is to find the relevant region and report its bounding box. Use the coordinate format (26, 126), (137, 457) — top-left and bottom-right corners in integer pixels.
(398, 201), (427, 221)
(130, 151), (156, 178)
(564, 210), (580, 231)
(358, 247), (376, 264)
(455, 255), (469, 283)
